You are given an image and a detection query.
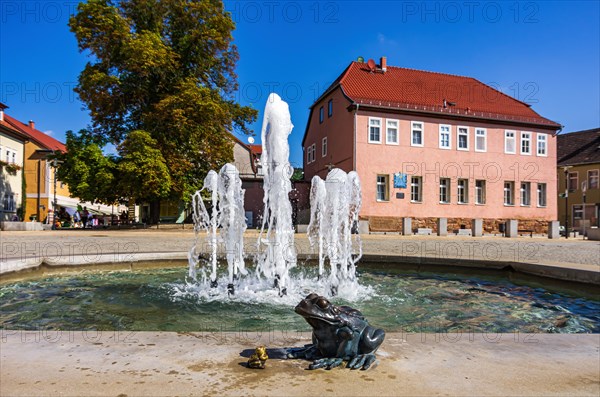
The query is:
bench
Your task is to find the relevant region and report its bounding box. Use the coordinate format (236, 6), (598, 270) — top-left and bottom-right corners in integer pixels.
(457, 229), (472, 236)
(417, 228), (432, 235)
(518, 229), (534, 237)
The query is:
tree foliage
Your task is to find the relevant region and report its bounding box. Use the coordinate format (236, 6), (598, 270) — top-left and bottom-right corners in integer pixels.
(67, 0), (257, 202)
(117, 130), (171, 201)
(54, 130), (118, 204)
(55, 130), (173, 204)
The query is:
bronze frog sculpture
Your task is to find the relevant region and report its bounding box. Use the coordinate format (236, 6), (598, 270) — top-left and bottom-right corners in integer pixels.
(288, 293), (385, 370)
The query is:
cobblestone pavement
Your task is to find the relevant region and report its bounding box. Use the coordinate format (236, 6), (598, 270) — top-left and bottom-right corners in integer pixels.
(1, 331), (599, 397)
(1, 228), (598, 267)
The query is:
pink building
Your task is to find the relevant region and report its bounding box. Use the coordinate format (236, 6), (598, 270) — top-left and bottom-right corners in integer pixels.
(303, 58), (561, 234)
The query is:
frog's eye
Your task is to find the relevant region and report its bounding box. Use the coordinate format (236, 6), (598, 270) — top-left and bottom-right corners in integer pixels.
(316, 298), (329, 309)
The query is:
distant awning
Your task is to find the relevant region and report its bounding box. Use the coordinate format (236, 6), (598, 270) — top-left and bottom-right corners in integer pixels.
(55, 199), (115, 216)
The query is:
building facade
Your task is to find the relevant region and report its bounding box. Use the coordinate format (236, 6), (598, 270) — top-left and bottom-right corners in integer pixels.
(3, 110), (119, 223)
(557, 128), (600, 232)
(0, 103), (27, 221)
(303, 58), (561, 233)
(3, 113), (68, 222)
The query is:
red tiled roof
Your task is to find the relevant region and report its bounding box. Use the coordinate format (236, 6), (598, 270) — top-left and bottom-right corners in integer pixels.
(249, 144), (262, 155)
(321, 61), (560, 128)
(3, 114), (66, 152)
(0, 118), (30, 141)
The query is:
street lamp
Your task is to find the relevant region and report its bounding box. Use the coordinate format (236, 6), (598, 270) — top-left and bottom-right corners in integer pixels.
(563, 166), (573, 239)
(582, 181), (587, 240)
(51, 158), (63, 229)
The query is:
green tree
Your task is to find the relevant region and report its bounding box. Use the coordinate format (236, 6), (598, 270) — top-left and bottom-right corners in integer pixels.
(54, 130), (118, 204)
(117, 130), (171, 202)
(68, 0), (257, 202)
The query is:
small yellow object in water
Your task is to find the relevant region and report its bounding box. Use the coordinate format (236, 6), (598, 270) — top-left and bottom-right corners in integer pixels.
(247, 346), (269, 369)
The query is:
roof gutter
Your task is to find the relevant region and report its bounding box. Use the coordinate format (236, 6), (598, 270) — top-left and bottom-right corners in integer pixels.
(353, 103), (359, 172)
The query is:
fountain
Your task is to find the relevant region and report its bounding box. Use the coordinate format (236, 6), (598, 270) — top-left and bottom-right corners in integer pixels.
(308, 169), (362, 296)
(256, 93), (297, 297)
(187, 93), (363, 299)
(188, 164), (247, 295)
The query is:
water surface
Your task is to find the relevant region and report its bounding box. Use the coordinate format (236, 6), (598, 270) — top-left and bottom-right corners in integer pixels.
(1, 265), (598, 333)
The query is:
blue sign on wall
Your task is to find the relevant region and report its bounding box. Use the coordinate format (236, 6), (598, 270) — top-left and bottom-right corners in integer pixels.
(393, 173), (407, 189)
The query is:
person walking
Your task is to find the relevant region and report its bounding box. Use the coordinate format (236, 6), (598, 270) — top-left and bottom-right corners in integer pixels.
(81, 206), (89, 228)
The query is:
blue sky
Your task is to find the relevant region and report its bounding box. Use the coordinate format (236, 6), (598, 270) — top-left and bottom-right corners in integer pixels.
(1, 1), (599, 168)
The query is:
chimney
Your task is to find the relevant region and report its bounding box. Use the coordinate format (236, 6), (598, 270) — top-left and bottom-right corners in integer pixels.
(29, 120), (35, 129)
(0, 102), (7, 122)
(380, 56), (387, 73)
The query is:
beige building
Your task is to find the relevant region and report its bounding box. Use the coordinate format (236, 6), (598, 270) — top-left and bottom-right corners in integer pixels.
(3, 109), (117, 224)
(0, 103), (27, 221)
(557, 128), (600, 232)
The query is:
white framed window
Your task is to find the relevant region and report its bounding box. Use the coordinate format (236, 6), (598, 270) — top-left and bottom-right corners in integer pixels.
(306, 144), (316, 164)
(322, 137), (327, 157)
(505, 130), (516, 154)
(376, 175), (389, 202)
(4, 148), (17, 164)
(520, 182), (531, 206)
(439, 124), (451, 149)
(568, 172), (578, 191)
(2, 193), (15, 211)
(369, 118), (382, 143)
(439, 178), (450, 203)
(521, 132), (532, 155)
(386, 119), (399, 145)
(537, 133), (547, 156)
(410, 176), (422, 203)
(537, 183), (547, 207)
(589, 169), (599, 189)
(504, 181), (515, 205)
(411, 121), (424, 147)
(457, 179), (468, 204)
(328, 99), (333, 118)
(475, 128), (487, 152)
(319, 107), (324, 123)
(475, 180), (486, 204)
(457, 126), (469, 150)
(573, 205), (583, 220)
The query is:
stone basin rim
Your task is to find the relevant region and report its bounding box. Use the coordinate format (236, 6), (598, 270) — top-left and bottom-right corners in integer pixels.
(1, 251), (598, 290)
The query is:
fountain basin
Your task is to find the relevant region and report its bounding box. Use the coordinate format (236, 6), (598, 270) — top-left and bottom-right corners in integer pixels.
(1, 262), (598, 333)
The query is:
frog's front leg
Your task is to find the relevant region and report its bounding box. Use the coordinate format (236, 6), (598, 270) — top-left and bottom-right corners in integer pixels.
(307, 325), (354, 370)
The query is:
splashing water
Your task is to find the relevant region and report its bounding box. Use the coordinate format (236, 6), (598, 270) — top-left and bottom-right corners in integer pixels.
(188, 164), (247, 293)
(256, 93), (296, 296)
(186, 94), (372, 302)
(308, 168), (363, 295)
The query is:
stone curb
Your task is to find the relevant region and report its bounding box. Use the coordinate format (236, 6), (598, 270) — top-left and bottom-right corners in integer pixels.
(1, 251), (599, 286)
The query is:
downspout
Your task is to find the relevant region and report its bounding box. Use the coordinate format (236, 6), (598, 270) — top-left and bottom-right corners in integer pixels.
(353, 103), (359, 171)
(36, 159), (41, 221)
